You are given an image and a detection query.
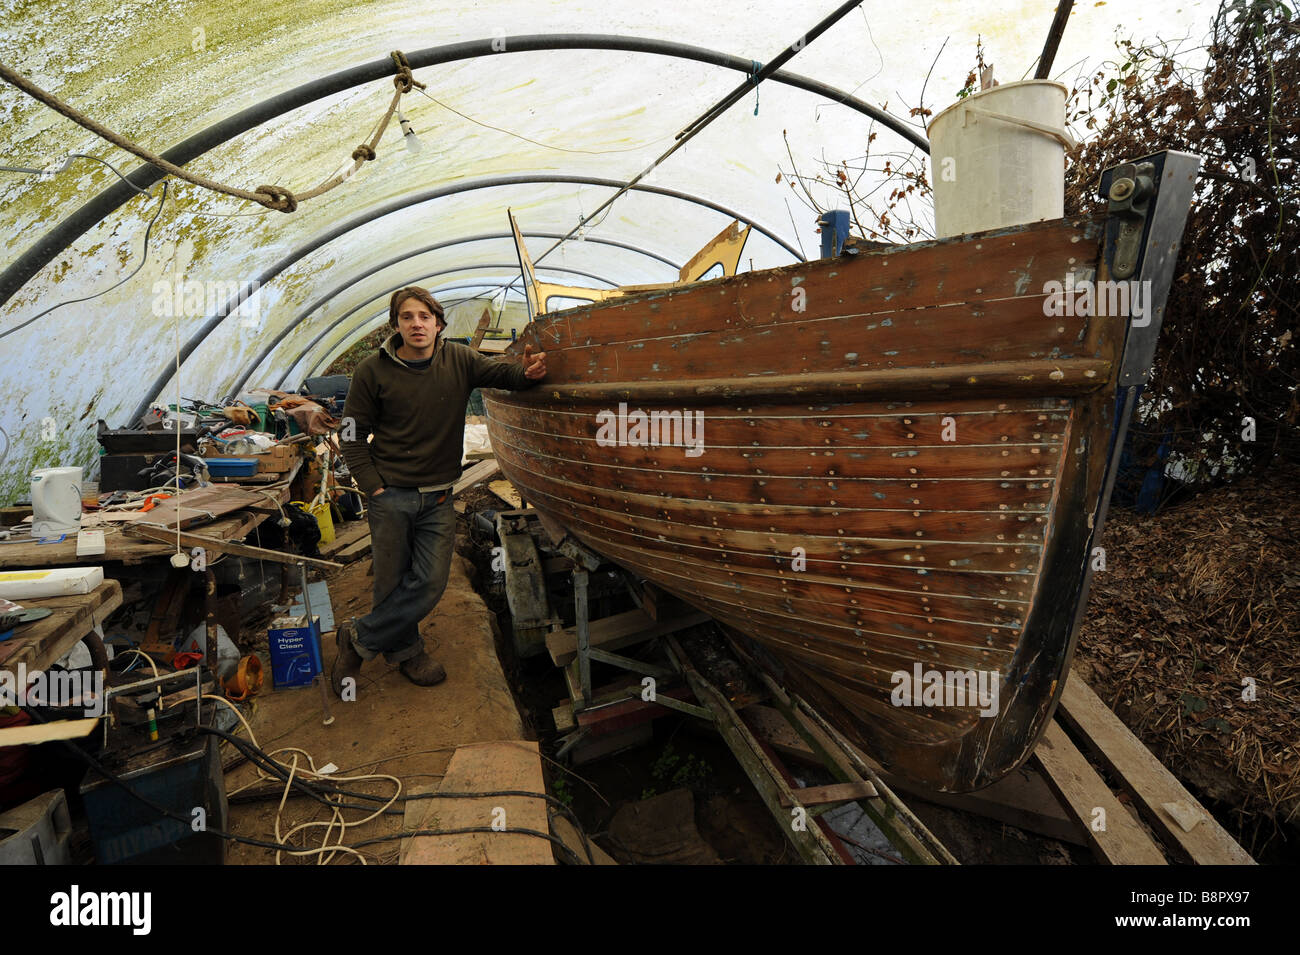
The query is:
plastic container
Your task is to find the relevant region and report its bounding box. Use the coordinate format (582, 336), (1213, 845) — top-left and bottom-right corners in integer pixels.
(202, 457), (259, 478)
(927, 80), (1072, 239)
(293, 499), (335, 544)
(268, 615), (322, 688)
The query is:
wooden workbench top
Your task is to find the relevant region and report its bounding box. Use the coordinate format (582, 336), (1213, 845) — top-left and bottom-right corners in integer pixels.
(0, 468), (299, 569)
(0, 579), (123, 674)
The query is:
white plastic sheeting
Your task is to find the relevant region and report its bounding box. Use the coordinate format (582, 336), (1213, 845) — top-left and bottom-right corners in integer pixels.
(0, 0), (1214, 500)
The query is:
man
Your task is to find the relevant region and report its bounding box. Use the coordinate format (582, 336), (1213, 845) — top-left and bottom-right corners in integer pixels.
(334, 286), (546, 696)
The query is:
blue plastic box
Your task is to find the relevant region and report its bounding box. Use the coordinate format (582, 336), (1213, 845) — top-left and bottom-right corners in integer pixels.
(268, 615), (322, 688)
(203, 457), (259, 478)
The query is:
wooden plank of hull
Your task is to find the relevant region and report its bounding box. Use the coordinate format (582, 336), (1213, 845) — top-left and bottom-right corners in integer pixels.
(484, 215), (1124, 792)
(489, 395), (1072, 448)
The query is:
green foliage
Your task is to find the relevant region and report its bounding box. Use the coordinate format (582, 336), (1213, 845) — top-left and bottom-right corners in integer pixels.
(322, 326), (389, 377)
(650, 742), (712, 791)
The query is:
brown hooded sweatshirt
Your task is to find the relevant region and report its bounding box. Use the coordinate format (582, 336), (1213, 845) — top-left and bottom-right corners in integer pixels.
(340, 332), (534, 495)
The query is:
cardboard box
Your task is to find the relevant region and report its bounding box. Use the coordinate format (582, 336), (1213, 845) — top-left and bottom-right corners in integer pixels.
(199, 442), (296, 473)
(267, 615), (322, 688)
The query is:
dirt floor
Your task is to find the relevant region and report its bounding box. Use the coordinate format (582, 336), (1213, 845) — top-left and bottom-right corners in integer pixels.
(223, 542), (532, 865)
(1073, 461), (1300, 862)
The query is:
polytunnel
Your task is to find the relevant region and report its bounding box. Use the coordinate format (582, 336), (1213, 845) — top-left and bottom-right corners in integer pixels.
(0, 0), (1210, 501)
(3, 0), (1282, 877)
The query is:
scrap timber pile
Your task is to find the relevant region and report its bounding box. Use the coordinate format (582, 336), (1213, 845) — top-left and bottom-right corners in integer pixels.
(1073, 461), (1300, 856)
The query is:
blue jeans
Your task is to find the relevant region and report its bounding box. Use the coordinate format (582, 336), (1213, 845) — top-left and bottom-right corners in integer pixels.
(352, 486), (456, 663)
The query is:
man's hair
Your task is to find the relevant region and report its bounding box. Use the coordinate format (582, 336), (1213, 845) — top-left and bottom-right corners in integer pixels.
(389, 286), (446, 329)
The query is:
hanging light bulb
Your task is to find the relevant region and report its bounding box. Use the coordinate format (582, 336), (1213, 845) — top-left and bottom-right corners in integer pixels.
(398, 110), (422, 155)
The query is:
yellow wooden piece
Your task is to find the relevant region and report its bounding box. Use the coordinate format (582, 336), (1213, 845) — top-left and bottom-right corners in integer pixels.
(508, 210), (752, 318)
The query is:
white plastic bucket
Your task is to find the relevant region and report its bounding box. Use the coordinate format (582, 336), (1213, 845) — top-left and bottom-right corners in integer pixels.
(928, 80), (1072, 239)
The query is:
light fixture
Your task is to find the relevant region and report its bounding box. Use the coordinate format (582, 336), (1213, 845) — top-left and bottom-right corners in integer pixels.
(398, 110), (422, 155)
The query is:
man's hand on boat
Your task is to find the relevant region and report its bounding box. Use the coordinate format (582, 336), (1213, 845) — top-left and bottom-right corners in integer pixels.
(523, 344), (548, 380)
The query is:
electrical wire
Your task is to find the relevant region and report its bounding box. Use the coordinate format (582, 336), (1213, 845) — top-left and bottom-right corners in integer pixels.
(26, 706), (593, 864)
(115, 649), (159, 681)
(413, 86), (673, 156)
(0, 155), (169, 341)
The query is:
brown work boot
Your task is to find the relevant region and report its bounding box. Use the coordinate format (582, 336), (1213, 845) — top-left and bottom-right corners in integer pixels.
(399, 648), (446, 686)
(331, 621), (363, 698)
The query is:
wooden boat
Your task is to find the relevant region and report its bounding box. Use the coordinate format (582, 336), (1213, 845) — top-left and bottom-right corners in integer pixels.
(484, 151), (1200, 792)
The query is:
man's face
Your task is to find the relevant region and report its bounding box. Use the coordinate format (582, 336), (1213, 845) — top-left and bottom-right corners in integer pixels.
(395, 297), (443, 349)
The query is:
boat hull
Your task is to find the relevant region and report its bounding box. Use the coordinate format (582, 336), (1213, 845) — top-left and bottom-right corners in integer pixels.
(486, 214), (1123, 792)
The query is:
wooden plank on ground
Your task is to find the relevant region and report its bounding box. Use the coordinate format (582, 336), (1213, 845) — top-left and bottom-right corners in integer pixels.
(335, 535), (372, 564)
(487, 480), (522, 509)
(453, 459), (500, 494)
(399, 785), (437, 864)
(546, 607), (711, 666)
(319, 520), (371, 559)
(1032, 720), (1168, 865)
(1057, 673), (1254, 864)
(551, 815), (617, 865)
(781, 781), (878, 807)
(742, 704), (1087, 846)
(401, 740), (554, 865)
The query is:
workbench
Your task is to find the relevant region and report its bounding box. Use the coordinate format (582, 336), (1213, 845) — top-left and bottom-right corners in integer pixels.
(0, 579), (123, 675)
(0, 462), (300, 570)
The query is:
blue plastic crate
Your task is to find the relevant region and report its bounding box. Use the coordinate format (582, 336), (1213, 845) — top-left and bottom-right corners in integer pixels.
(202, 457), (258, 478)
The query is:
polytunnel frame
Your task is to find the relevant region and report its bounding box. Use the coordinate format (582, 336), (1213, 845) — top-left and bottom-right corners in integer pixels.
(129, 174), (802, 422)
(232, 229), (681, 396)
(257, 259), (625, 391)
(297, 282), (534, 375)
(0, 33), (928, 313)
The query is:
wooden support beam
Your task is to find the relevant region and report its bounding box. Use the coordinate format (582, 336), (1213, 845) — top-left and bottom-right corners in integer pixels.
(1057, 674), (1254, 864)
(663, 638), (840, 865)
(546, 607), (710, 666)
(453, 458), (501, 494)
(780, 781), (878, 808)
(1031, 720), (1168, 865)
(123, 524), (342, 570)
(742, 704), (1088, 847)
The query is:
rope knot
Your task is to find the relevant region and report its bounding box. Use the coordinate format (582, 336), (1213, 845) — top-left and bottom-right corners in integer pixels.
(255, 184), (298, 213)
(352, 144), (377, 162)
(390, 50), (426, 94)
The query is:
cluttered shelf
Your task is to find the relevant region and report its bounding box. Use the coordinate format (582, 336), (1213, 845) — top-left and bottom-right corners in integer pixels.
(4, 382), (366, 570)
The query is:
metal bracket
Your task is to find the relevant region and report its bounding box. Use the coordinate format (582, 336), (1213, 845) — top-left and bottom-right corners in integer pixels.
(1097, 150), (1201, 387)
(1102, 161), (1156, 280)
(556, 534), (605, 573)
